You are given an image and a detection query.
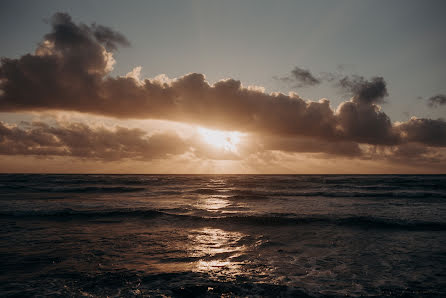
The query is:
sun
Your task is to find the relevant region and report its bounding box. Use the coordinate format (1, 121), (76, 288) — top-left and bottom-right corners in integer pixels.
(198, 127), (241, 153)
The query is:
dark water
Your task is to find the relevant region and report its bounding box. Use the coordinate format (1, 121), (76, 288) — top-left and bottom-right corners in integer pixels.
(1, 174), (445, 297)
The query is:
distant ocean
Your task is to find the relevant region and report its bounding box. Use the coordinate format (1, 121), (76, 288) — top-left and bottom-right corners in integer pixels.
(1, 174), (445, 297)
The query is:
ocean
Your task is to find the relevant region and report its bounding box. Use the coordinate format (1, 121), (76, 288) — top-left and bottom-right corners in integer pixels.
(0, 174), (445, 297)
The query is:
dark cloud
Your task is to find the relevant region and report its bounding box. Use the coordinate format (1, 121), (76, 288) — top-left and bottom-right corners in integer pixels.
(291, 67), (321, 86)
(275, 67), (346, 88)
(0, 122), (188, 160)
(46, 12), (130, 51)
(91, 24), (130, 51)
(337, 75), (388, 105)
(336, 100), (400, 145)
(0, 12), (130, 114)
(398, 118), (446, 147)
(276, 68), (388, 106)
(277, 66), (321, 87)
(427, 94), (446, 108)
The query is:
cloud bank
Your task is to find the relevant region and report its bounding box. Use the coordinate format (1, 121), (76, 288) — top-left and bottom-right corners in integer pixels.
(0, 13), (445, 170)
(1, 120), (444, 168)
(0, 121), (188, 160)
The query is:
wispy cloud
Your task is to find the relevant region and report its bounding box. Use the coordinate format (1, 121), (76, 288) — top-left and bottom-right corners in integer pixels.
(427, 94), (446, 108)
(275, 66), (321, 88)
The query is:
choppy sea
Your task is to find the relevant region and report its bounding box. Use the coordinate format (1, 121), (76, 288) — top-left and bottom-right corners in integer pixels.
(0, 174), (445, 297)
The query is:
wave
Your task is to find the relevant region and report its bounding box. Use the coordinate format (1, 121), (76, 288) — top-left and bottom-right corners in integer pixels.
(2, 209), (445, 231)
(184, 185), (446, 199)
(0, 209), (166, 219)
(212, 215), (446, 230)
(227, 190), (446, 199)
(22, 186), (147, 193)
(1, 185), (443, 198)
(190, 188), (223, 195)
(196, 188), (438, 200)
(293, 190), (445, 198)
(4, 270), (311, 298)
(1, 174), (445, 198)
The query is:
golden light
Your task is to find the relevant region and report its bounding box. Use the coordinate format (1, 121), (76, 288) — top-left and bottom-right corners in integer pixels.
(198, 127), (241, 152)
(195, 196), (231, 211)
(187, 228), (246, 279)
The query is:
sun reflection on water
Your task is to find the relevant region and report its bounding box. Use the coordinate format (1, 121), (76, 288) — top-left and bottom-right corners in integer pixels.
(188, 227), (246, 280)
(195, 196), (231, 211)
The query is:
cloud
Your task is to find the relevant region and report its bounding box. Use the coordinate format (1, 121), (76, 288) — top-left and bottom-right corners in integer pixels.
(337, 75), (388, 105)
(274, 68), (389, 107)
(0, 12), (446, 165)
(360, 142), (446, 167)
(276, 66), (321, 87)
(0, 121), (188, 160)
(0, 120), (259, 161)
(260, 135), (362, 157)
(0, 15), (341, 139)
(1, 119), (445, 168)
(398, 118), (446, 147)
(426, 94), (446, 108)
(91, 23), (130, 51)
(336, 100), (400, 145)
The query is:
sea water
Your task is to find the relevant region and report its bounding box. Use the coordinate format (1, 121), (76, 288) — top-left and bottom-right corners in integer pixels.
(0, 174), (445, 296)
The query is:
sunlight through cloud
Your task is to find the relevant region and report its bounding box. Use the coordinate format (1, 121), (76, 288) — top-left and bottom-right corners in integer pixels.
(198, 127), (242, 153)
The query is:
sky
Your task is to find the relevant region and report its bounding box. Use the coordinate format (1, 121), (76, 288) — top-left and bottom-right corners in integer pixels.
(0, 0), (445, 173)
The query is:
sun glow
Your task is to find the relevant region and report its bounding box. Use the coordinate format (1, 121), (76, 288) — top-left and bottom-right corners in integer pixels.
(198, 127), (241, 152)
